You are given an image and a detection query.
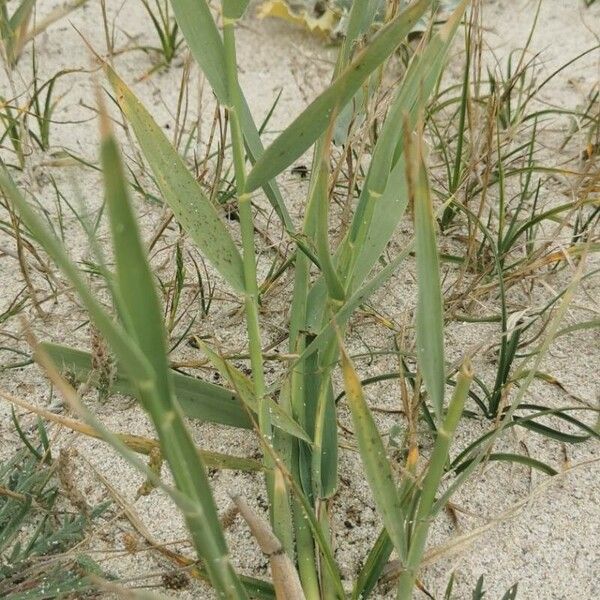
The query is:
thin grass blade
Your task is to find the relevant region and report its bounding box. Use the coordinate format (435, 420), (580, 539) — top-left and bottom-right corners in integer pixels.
(352, 528), (394, 600)
(199, 341), (312, 443)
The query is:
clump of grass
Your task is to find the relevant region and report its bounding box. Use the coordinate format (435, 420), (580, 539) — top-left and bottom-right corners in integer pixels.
(0, 415), (111, 599)
(139, 0), (182, 67)
(0, 69), (74, 169)
(0, 0), (597, 598)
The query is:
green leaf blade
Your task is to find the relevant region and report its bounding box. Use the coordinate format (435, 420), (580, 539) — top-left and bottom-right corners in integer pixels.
(339, 342), (407, 561)
(245, 0), (432, 192)
(169, 0), (228, 102)
(170, 0), (294, 230)
(345, 0), (470, 287)
(412, 134), (445, 422)
(199, 341), (312, 443)
(39, 341), (253, 429)
(0, 170), (154, 386)
(100, 129), (172, 397)
(105, 66), (246, 293)
(98, 114), (249, 599)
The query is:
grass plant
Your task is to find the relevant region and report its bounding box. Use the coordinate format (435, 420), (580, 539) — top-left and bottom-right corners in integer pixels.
(0, 0), (598, 598)
(0, 416), (111, 599)
(139, 0), (182, 67)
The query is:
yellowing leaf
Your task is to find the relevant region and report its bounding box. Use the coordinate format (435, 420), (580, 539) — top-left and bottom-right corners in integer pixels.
(257, 0), (339, 35)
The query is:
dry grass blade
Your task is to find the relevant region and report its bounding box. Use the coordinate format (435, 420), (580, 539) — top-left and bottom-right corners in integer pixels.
(0, 389), (262, 472)
(230, 492), (306, 600)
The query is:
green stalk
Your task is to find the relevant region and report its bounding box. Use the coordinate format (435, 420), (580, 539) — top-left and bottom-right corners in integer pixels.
(451, 13), (471, 193)
(316, 500), (338, 600)
(308, 147), (343, 591)
(314, 155), (345, 305)
(396, 361), (473, 599)
(310, 125), (344, 508)
(292, 469), (321, 598)
(285, 75), (343, 589)
(222, 1), (292, 554)
(288, 201), (320, 592)
(222, 4), (269, 444)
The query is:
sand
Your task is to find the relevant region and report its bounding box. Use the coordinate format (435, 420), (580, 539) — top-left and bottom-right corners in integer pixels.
(0, 0), (598, 598)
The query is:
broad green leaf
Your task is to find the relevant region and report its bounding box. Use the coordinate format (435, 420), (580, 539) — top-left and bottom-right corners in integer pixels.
(339, 341), (407, 560)
(39, 342), (253, 429)
(245, 0), (432, 191)
(100, 114), (174, 401)
(105, 66), (246, 293)
(199, 341), (312, 443)
(223, 0), (250, 20)
(319, 379), (338, 498)
(301, 347), (338, 500)
(412, 129), (445, 421)
(99, 118), (249, 597)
